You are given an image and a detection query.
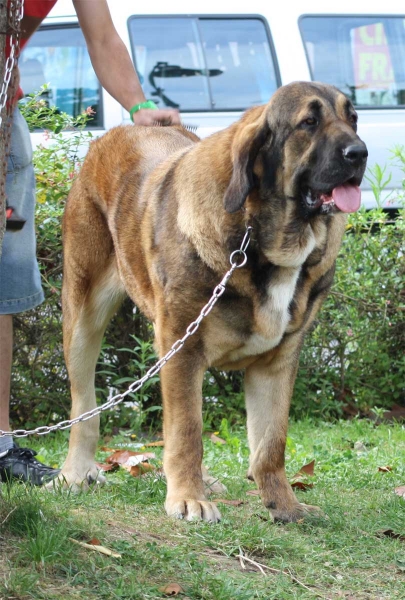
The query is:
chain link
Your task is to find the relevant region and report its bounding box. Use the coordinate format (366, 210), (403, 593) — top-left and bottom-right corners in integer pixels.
(0, 0), (23, 125)
(0, 226), (252, 439)
(0, 0), (24, 124)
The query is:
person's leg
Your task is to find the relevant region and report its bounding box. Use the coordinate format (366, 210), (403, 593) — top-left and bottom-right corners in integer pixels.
(0, 315), (13, 454)
(0, 107), (58, 484)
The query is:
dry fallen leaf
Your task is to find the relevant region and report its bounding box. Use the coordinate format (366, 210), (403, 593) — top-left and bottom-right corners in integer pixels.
(246, 489), (261, 496)
(376, 529), (405, 541)
(106, 450), (155, 466)
(290, 459), (315, 490)
(104, 449), (158, 477)
(395, 485), (405, 498)
(209, 433), (226, 445)
(144, 440), (165, 447)
(297, 459), (315, 476)
(159, 582), (184, 596)
(378, 466), (392, 472)
(96, 462), (119, 472)
(214, 499), (245, 506)
(122, 462), (157, 477)
(124, 453), (156, 467)
(69, 538), (121, 558)
(291, 480), (314, 491)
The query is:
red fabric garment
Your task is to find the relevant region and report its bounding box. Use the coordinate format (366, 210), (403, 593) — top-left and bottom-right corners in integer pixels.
(6, 0), (58, 56)
(21, 0), (58, 19)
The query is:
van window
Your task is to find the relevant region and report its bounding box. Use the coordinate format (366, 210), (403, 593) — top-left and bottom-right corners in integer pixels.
(19, 25), (102, 127)
(128, 16), (279, 111)
(300, 16), (405, 108)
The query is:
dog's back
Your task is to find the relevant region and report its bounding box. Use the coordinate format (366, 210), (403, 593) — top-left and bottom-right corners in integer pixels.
(69, 125), (199, 214)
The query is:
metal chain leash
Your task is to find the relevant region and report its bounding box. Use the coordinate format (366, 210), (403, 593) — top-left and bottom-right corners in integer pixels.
(0, 0), (23, 127)
(0, 226), (252, 439)
(0, 0), (24, 249)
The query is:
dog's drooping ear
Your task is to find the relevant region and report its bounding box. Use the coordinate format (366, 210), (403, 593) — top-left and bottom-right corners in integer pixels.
(223, 110), (270, 213)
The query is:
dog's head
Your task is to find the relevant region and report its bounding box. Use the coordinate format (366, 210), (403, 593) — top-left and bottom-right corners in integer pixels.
(224, 82), (368, 217)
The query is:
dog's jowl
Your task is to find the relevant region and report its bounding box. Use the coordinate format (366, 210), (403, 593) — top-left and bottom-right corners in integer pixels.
(56, 82), (367, 523)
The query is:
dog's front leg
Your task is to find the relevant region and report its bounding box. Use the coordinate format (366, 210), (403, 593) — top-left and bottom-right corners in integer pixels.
(245, 353), (321, 523)
(159, 342), (221, 523)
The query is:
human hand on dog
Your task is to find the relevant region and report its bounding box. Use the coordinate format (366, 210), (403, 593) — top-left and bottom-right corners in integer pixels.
(132, 108), (181, 126)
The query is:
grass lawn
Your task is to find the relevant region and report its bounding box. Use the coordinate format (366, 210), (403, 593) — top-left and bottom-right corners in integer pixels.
(0, 418), (404, 600)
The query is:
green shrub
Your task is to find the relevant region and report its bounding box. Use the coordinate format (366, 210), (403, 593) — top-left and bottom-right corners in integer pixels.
(10, 96), (405, 430)
(293, 205), (404, 419)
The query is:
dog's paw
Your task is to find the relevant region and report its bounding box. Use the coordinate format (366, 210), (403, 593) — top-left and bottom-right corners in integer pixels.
(203, 475), (227, 496)
(201, 466), (227, 496)
(45, 465), (106, 492)
(267, 502), (323, 523)
(165, 496), (221, 523)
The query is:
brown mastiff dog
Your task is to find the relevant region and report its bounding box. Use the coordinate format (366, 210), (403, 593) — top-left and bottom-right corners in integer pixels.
(56, 82), (367, 523)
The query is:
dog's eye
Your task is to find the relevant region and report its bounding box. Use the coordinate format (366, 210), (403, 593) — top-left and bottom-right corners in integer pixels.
(349, 114), (358, 127)
(300, 117), (318, 128)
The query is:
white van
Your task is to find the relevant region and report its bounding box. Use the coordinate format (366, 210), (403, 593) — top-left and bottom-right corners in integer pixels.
(20, 0), (405, 209)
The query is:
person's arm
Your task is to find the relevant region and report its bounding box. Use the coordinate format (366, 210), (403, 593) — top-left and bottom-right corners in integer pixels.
(72, 0), (180, 125)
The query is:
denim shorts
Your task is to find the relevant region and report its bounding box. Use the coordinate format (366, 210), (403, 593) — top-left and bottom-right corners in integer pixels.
(0, 106), (44, 314)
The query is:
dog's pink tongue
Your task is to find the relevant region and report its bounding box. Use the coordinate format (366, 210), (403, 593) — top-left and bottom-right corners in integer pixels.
(332, 184), (361, 213)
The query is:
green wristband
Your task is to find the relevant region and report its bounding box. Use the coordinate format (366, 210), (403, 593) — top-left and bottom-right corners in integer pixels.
(129, 100), (158, 121)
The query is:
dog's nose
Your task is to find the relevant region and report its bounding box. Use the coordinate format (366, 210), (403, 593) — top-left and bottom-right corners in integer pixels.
(343, 144), (368, 166)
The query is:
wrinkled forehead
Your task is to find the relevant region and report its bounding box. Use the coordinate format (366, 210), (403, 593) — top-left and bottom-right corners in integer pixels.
(268, 82), (354, 123)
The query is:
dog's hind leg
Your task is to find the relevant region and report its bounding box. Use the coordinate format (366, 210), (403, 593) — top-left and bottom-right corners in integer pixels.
(49, 195), (125, 491)
(245, 345), (321, 522)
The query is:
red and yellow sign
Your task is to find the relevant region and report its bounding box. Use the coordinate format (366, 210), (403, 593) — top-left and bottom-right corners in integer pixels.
(353, 23), (394, 89)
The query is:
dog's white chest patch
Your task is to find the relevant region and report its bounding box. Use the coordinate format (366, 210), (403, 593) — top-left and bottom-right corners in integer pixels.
(229, 269), (300, 362)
